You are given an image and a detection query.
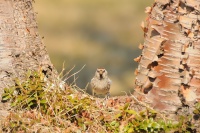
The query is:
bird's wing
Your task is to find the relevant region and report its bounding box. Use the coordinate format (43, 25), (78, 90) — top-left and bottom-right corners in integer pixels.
(107, 79), (112, 89)
(90, 78), (95, 88)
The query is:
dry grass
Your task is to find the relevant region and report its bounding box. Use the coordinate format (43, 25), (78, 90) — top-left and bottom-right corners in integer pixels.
(1, 69), (196, 133)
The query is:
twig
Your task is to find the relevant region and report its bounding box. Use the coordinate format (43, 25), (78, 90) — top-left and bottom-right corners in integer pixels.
(64, 65), (86, 82)
(61, 65), (76, 80)
(130, 93), (154, 110)
(58, 61), (66, 77)
(121, 91), (128, 96)
(130, 92), (168, 122)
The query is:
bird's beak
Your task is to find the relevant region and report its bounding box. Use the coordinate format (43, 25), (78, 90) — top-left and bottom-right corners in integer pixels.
(100, 74), (103, 79)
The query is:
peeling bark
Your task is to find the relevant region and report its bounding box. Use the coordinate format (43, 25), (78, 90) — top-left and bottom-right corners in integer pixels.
(134, 0), (200, 114)
(0, 0), (57, 119)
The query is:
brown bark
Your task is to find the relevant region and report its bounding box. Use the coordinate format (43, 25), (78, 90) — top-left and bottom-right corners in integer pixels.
(0, 0), (57, 119)
(134, 0), (200, 114)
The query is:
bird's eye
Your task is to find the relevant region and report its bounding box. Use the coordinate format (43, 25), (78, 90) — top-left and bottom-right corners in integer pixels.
(102, 70), (105, 73)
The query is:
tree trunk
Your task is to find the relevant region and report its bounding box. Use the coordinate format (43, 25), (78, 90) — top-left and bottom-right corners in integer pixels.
(0, 0), (57, 119)
(134, 0), (200, 114)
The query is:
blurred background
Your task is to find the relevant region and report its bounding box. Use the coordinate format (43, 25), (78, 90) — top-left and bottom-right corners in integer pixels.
(34, 0), (153, 96)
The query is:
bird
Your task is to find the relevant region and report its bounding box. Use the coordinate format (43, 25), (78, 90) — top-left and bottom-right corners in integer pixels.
(90, 68), (112, 98)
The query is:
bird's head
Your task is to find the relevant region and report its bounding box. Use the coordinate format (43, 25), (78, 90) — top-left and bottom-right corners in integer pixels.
(95, 68), (108, 80)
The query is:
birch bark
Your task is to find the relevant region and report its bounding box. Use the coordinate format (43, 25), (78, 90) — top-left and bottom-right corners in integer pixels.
(135, 0), (200, 114)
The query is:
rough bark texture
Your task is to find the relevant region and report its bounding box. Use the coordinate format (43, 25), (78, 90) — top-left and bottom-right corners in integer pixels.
(135, 0), (200, 115)
(0, 0), (57, 119)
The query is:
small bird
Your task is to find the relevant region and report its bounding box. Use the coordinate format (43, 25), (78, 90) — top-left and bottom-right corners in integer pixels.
(90, 68), (112, 98)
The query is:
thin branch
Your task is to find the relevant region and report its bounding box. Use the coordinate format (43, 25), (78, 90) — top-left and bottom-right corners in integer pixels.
(64, 65), (86, 82)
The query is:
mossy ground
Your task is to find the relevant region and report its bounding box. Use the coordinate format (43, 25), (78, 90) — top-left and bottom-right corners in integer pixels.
(0, 70), (198, 133)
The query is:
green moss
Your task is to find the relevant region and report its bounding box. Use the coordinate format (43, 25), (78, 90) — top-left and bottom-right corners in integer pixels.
(1, 70), (197, 132)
